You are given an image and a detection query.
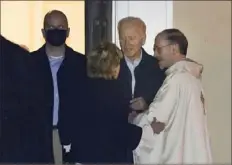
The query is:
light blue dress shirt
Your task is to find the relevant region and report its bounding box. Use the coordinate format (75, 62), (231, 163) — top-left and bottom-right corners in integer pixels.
(48, 56), (64, 126)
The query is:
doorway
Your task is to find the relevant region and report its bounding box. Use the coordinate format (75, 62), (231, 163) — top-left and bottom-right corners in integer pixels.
(85, 0), (112, 54)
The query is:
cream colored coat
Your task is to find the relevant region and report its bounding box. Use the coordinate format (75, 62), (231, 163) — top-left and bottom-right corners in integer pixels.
(133, 60), (212, 164)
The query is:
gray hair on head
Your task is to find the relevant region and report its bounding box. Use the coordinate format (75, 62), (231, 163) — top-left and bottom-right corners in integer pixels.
(117, 16), (146, 34)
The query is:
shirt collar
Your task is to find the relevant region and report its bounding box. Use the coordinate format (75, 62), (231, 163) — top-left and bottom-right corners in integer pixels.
(165, 59), (203, 78)
(48, 55), (64, 60)
(124, 50), (143, 66)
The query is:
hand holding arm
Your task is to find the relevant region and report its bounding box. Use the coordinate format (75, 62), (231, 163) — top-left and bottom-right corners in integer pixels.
(130, 97), (148, 112)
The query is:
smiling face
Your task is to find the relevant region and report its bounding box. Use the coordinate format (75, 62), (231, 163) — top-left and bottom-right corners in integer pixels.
(154, 29), (189, 69)
(118, 18), (146, 60)
(119, 25), (145, 59)
(153, 35), (176, 69)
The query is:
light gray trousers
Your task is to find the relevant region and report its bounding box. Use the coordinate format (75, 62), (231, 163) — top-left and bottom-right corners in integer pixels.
(53, 129), (63, 164)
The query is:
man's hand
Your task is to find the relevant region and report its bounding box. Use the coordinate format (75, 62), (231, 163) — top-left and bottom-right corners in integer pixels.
(130, 97), (148, 112)
(128, 111), (137, 123)
(150, 117), (165, 134)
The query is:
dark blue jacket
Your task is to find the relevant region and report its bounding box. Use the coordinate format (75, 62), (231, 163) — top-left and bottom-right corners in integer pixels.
(118, 48), (165, 162)
(0, 35), (31, 163)
(27, 45), (86, 163)
(67, 77), (142, 164)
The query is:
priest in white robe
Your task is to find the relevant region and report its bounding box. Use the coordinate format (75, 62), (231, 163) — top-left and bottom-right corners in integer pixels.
(132, 29), (212, 164)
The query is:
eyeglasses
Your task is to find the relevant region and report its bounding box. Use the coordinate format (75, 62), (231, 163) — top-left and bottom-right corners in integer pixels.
(153, 44), (172, 52)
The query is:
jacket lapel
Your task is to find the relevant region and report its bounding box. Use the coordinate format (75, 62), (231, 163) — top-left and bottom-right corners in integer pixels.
(37, 45), (53, 84)
(119, 58), (132, 99)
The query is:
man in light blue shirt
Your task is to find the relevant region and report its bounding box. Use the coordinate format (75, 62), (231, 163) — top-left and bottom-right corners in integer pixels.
(49, 56), (64, 127)
(28, 10), (86, 164)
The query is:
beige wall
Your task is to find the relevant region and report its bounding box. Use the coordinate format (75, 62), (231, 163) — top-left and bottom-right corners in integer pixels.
(1, 1), (85, 53)
(173, 1), (231, 163)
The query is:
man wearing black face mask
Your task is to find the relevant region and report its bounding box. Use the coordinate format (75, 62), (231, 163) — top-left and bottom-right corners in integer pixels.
(28, 10), (86, 164)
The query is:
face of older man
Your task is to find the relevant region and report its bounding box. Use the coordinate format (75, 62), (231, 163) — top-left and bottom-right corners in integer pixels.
(119, 23), (145, 60)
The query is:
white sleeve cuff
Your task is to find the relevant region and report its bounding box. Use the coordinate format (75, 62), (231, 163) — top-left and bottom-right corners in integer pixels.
(134, 124), (155, 155)
(63, 144), (71, 153)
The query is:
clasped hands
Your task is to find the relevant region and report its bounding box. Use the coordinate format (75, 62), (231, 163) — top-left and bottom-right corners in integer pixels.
(129, 97), (165, 134)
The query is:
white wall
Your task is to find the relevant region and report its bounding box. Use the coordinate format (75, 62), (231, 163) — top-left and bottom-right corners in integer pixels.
(112, 1), (173, 55)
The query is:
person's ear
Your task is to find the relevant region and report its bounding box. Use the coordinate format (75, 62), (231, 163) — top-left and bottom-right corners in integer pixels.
(141, 34), (146, 46)
(41, 29), (46, 39)
(172, 44), (179, 54)
(66, 28), (70, 38)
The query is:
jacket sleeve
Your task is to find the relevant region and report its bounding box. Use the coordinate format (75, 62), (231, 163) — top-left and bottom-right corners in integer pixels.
(126, 119), (155, 151)
(58, 105), (72, 145)
(58, 55), (87, 146)
(58, 80), (86, 146)
(147, 76), (178, 125)
(58, 79), (84, 146)
(126, 123), (143, 150)
(133, 113), (156, 157)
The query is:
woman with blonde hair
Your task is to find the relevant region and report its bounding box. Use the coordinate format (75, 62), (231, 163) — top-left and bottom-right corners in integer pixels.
(70, 41), (144, 164)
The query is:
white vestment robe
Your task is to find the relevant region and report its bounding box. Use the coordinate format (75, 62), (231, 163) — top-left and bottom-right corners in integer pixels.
(133, 60), (212, 164)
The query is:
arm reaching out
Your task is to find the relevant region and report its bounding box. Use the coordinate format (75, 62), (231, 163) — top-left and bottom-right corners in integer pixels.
(133, 77), (179, 162)
(147, 77), (179, 129)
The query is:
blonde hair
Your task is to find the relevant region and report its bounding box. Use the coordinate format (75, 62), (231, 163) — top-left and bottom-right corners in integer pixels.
(87, 41), (123, 79)
(117, 16), (146, 34)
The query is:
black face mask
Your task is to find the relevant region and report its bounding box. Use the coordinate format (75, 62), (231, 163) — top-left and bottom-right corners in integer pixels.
(45, 29), (67, 46)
